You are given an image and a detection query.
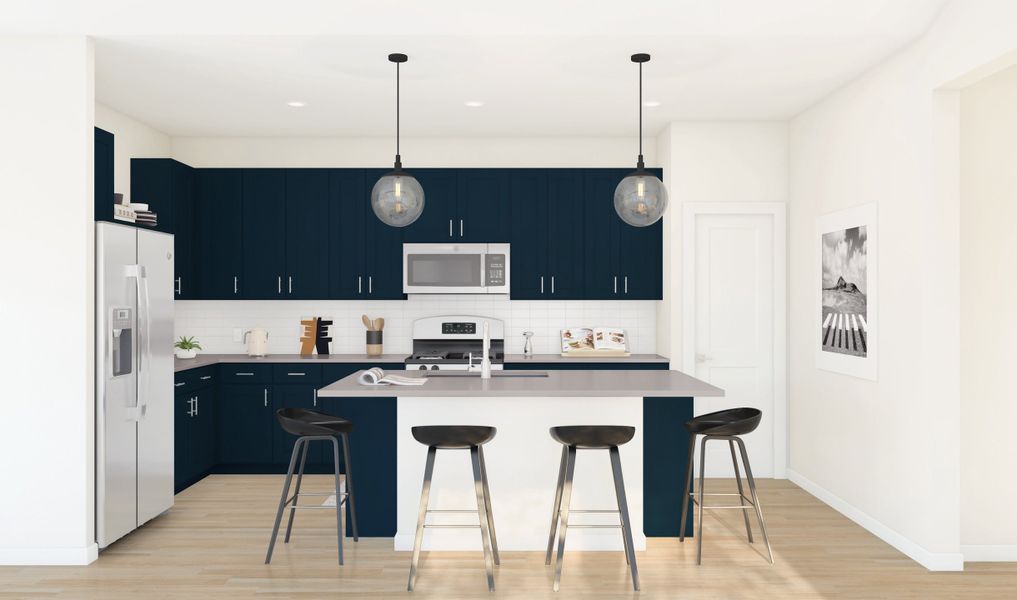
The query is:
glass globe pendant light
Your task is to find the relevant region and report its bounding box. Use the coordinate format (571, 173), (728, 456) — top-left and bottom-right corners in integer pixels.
(614, 53), (668, 227)
(371, 53), (424, 227)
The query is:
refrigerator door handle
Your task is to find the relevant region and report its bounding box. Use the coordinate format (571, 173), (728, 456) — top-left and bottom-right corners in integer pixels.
(124, 265), (147, 419)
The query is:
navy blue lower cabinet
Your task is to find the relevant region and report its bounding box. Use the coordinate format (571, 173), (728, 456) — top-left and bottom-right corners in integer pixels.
(321, 363), (398, 537)
(644, 397), (694, 537)
(174, 391), (193, 492)
(174, 371), (217, 493)
(217, 384), (274, 465)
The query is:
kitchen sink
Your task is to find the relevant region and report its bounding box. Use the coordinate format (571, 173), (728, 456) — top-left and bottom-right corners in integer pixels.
(424, 371), (548, 378)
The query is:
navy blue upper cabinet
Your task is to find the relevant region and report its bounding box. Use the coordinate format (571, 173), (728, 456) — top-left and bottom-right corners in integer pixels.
(328, 169), (367, 298)
(241, 169), (287, 299)
(93, 128), (114, 223)
(285, 169), (330, 299)
(364, 169), (407, 299)
(509, 170), (549, 299)
(130, 158), (176, 234)
(617, 168), (663, 300)
(583, 169), (625, 299)
(582, 168), (663, 300)
(401, 169), (457, 243)
(456, 169), (510, 242)
(171, 161), (197, 299)
(195, 168), (244, 298)
(546, 169), (585, 298)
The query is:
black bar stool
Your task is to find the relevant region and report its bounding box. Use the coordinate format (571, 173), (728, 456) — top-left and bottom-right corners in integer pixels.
(679, 407), (772, 564)
(265, 408), (359, 565)
(408, 425), (499, 592)
(546, 425), (639, 592)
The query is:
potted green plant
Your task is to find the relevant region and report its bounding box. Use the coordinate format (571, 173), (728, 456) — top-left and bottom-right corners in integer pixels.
(173, 336), (202, 359)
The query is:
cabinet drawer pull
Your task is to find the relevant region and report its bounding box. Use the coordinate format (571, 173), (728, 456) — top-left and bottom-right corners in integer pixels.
(200, 375), (212, 380)
(174, 382), (185, 387)
(236, 372), (255, 376)
(286, 372), (305, 376)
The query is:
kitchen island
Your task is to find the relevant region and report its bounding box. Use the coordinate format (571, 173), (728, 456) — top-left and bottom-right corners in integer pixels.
(318, 369), (723, 552)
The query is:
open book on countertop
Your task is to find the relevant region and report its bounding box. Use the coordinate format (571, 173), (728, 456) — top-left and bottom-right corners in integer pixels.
(560, 327), (631, 357)
(358, 367), (427, 386)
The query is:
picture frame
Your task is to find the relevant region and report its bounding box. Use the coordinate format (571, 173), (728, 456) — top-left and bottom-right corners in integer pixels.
(815, 202), (877, 381)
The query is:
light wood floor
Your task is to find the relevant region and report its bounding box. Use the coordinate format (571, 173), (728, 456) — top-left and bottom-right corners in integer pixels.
(1, 475), (1013, 599)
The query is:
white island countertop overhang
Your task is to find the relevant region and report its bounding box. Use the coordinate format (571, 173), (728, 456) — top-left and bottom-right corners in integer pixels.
(318, 368), (724, 553)
(316, 368), (725, 398)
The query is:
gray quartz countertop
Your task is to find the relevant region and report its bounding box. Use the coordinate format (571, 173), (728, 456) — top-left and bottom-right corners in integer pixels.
(175, 353), (670, 372)
(317, 369), (723, 398)
(174, 353), (406, 372)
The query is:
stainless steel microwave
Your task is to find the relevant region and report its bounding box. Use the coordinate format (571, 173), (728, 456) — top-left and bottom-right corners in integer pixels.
(403, 243), (510, 294)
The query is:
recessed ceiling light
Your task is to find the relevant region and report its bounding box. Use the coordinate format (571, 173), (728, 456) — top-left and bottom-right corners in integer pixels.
(464, 101), (485, 108)
(286, 101), (307, 108)
(643, 100), (661, 108)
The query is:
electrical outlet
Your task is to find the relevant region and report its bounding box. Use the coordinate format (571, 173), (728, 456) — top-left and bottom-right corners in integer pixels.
(233, 328), (244, 343)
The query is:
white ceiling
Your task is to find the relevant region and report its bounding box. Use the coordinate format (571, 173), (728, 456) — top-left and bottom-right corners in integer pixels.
(83, 0), (949, 137)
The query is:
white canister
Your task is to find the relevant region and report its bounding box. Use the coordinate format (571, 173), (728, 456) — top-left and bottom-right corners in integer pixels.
(244, 328), (269, 357)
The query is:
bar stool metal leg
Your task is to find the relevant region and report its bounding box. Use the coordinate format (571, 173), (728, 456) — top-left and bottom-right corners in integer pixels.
(729, 439), (754, 543)
(696, 436), (708, 565)
(471, 446), (497, 591)
(340, 432), (360, 542)
(609, 446), (640, 591)
(478, 445), (500, 566)
(552, 445), (577, 593)
(736, 437), (773, 564)
(407, 446), (437, 592)
(679, 434), (696, 542)
(330, 437), (345, 565)
(265, 438), (303, 564)
(284, 440), (310, 543)
(545, 445), (568, 565)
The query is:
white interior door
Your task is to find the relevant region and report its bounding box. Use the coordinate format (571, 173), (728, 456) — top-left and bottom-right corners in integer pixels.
(692, 212), (776, 477)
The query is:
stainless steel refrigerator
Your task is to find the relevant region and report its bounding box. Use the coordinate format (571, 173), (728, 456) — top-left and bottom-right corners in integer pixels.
(95, 222), (174, 548)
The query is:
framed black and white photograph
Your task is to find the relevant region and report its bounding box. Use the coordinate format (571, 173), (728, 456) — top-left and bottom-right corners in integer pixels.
(816, 203), (877, 380)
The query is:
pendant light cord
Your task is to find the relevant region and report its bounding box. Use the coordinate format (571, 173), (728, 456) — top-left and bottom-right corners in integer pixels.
(637, 60), (644, 170)
(396, 60), (401, 164)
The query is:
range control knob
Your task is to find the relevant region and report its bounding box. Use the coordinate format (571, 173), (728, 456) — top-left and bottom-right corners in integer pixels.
(418, 365), (427, 371)
(430, 365), (439, 371)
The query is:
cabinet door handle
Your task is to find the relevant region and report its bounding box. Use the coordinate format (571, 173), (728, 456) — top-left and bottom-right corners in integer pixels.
(188, 397), (196, 417)
(358, 276), (362, 294)
(288, 276), (292, 294)
(313, 389), (317, 408)
(551, 276), (555, 294)
(287, 372), (305, 376)
(277, 276), (282, 294)
(200, 375), (211, 381)
(234, 276), (238, 294)
(624, 276), (628, 294)
(175, 277), (181, 295)
(540, 276), (544, 294)
(460, 219), (464, 237)
(174, 382), (185, 387)
(449, 219), (453, 237)
(195, 395), (199, 415)
(613, 276), (618, 294)
(368, 276), (373, 294)
(236, 372), (254, 376)
(264, 388), (268, 407)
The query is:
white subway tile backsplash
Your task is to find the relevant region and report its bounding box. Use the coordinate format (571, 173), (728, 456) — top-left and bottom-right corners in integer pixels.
(175, 296), (658, 356)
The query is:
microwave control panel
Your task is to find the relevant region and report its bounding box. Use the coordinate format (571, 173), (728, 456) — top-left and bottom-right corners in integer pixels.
(485, 254), (506, 287)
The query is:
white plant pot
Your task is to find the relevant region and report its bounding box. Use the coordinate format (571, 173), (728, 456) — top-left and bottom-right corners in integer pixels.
(175, 348), (197, 359)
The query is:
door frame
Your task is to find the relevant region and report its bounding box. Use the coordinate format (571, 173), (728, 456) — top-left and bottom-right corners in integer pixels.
(681, 202), (788, 478)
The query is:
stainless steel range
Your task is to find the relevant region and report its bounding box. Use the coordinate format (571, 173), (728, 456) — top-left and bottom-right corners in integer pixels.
(405, 315), (505, 372)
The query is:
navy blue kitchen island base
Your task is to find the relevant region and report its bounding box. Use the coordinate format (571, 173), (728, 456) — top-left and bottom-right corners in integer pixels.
(175, 359), (694, 538)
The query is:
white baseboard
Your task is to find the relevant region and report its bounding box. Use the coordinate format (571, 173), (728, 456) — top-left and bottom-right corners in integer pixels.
(786, 469), (963, 571)
(962, 545), (1017, 562)
(0, 543), (98, 565)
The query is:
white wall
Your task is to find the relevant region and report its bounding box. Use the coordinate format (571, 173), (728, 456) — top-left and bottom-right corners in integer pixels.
(0, 36), (97, 565)
(787, 0), (1017, 571)
(94, 103), (171, 204)
(172, 136), (654, 168)
(958, 63), (1017, 560)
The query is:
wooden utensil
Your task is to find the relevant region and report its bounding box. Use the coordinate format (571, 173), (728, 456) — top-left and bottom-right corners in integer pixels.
(375, 317), (384, 331)
(362, 314), (374, 330)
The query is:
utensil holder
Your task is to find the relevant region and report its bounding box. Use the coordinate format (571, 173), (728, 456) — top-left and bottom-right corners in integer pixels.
(366, 330), (383, 356)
